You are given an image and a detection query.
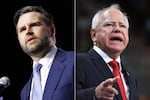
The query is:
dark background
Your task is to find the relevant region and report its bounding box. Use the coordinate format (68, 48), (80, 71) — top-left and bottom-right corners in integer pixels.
(0, 0), (73, 100)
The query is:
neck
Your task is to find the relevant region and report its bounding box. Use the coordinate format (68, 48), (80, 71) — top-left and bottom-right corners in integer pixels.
(31, 47), (52, 62)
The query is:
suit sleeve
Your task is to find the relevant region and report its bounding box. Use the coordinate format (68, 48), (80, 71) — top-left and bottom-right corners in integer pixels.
(76, 54), (96, 100)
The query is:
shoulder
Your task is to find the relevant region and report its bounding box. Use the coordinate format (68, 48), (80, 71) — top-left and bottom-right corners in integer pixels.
(77, 49), (95, 61)
(76, 52), (93, 68)
(77, 53), (89, 60)
(58, 48), (74, 55)
(57, 48), (74, 62)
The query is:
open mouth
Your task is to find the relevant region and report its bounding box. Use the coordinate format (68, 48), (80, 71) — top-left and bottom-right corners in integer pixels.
(110, 37), (123, 42)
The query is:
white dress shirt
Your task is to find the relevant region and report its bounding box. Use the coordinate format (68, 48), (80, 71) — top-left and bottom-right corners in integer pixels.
(30, 46), (57, 100)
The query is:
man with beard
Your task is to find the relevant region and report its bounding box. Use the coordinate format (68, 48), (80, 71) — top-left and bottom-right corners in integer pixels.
(13, 6), (74, 100)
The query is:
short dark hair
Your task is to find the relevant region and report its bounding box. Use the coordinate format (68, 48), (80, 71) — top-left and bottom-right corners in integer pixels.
(13, 6), (53, 27)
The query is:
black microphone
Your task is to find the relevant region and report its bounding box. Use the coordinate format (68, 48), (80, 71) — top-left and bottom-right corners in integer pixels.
(0, 76), (10, 93)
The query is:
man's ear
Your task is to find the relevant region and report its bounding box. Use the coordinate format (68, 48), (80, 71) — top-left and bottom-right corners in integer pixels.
(90, 29), (96, 42)
(49, 24), (56, 43)
(50, 24), (55, 35)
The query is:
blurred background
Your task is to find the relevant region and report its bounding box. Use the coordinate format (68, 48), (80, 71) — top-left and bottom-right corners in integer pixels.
(0, 0), (73, 100)
(77, 0), (150, 100)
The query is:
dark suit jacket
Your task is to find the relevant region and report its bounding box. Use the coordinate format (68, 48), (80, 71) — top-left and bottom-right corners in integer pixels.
(21, 48), (74, 100)
(77, 49), (139, 100)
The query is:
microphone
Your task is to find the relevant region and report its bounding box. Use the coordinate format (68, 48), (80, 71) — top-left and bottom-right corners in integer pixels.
(0, 76), (10, 93)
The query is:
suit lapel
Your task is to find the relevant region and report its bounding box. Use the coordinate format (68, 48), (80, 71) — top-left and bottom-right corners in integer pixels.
(42, 49), (66, 100)
(88, 49), (113, 78)
(23, 75), (32, 100)
(88, 49), (122, 100)
(115, 63), (131, 100)
(121, 64), (134, 100)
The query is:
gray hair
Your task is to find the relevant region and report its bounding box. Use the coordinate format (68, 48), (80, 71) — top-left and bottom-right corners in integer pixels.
(91, 4), (129, 29)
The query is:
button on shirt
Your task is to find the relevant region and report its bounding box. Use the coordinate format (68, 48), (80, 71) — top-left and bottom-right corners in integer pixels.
(93, 46), (129, 99)
(30, 46), (57, 100)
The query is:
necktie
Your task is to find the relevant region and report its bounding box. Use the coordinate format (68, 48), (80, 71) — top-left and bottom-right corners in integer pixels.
(108, 60), (127, 100)
(32, 63), (43, 100)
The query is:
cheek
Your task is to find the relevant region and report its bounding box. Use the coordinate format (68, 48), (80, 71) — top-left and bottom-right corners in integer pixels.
(96, 34), (107, 45)
(37, 28), (49, 38)
(18, 35), (25, 45)
(124, 31), (129, 43)
(125, 37), (129, 46)
(95, 28), (110, 42)
(97, 30), (108, 40)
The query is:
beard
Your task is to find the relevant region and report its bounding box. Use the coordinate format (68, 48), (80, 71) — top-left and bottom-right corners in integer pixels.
(21, 35), (52, 56)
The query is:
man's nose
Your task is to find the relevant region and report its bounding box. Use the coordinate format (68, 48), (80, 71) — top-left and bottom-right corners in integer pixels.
(26, 26), (33, 35)
(113, 25), (121, 33)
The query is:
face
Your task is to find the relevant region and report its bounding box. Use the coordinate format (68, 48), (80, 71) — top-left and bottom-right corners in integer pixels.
(16, 12), (55, 56)
(91, 9), (129, 58)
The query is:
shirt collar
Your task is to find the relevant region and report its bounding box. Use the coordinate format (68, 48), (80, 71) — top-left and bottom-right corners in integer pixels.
(33, 46), (57, 68)
(93, 45), (122, 70)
